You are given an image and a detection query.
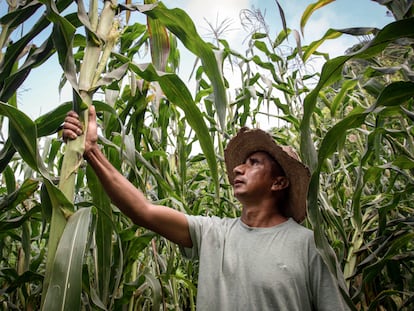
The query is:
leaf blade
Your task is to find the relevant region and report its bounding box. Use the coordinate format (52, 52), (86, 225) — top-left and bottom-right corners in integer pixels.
(42, 208), (91, 311)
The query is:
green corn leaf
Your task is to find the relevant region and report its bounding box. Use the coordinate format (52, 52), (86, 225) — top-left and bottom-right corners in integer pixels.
(3, 165), (16, 193)
(3, 270), (44, 294)
(42, 0), (79, 94)
(43, 180), (76, 218)
(0, 102), (49, 177)
(362, 232), (414, 285)
(0, 139), (16, 173)
(273, 28), (291, 48)
(41, 179), (73, 305)
(383, 155), (414, 170)
(302, 28), (342, 62)
(21, 221), (31, 273)
(318, 112), (368, 164)
(40, 183), (53, 222)
(0, 178), (39, 213)
(86, 166), (113, 302)
(301, 17), (414, 171)
(306, 173), (344, 277)
(334, 27), (379, 36)
(0, 0), (74, 100)
(0, 37), (55, 102)
(121, 2), (228, 130)
(0, 2), (42, 27)
(145, 0), (170, 71)
(401, 106), (414, 121)
(300, 0), (336, 35)
(142, 269), (162, 310)
(0, 19), (50, 95)
(126, 61), (219, 197)
(252, 32), (267, 40)
(275, 0), (287, 34)
(374, 81), (414, 108)
(35, 102), (72, 137)
(119, 23), (149, 58)
(125, 232), (156, 260)
(0, 205), (41, 232)
(254, 41), (272, 55)
(330, 79), (358, 116)
(362, 78), (384, 98)
(42, 208), (91, 311)
(301, 19), (414, 310)
(303, 27), (380, 62)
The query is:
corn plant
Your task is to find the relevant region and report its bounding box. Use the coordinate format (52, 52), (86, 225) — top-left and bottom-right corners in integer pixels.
(1, 0), (227, 309)
(1, 0), (414, 309)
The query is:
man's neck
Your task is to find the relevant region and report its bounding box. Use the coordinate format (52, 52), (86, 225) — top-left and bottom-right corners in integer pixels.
(240, 204), (288, 228)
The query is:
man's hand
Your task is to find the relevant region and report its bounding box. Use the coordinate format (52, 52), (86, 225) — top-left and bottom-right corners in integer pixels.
(63, 106), (98, 154)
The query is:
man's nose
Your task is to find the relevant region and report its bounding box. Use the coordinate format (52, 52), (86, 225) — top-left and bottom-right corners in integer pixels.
(233, 163), (245, 175)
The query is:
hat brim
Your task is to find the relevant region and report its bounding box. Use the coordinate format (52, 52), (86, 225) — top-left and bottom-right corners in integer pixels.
(224, 128), (311, 223)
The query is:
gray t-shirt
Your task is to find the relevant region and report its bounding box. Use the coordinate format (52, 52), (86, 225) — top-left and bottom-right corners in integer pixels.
(181, 216), (349, 311)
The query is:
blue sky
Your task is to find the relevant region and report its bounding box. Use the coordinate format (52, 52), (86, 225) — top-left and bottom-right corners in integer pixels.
(2, 0), (392, 119)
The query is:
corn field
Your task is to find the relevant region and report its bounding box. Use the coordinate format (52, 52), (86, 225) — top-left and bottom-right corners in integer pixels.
(1, 0), (414, 310)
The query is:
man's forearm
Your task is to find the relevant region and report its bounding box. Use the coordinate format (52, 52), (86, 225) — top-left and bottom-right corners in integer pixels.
(83, 146), (150, 224)
(83, 145), (193, 247)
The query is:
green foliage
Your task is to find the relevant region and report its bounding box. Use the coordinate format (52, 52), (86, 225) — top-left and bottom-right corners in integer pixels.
(297, 2), (414, 309)
(1, 0), (414, 310)
(42, 208), (91, 311)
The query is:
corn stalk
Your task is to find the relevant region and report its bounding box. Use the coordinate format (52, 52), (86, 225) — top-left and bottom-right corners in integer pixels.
(40, 0), (120, 308)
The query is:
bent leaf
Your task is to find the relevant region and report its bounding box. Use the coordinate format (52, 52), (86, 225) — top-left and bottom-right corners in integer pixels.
(302, 28), (342, 62)
(301, 17), (414, 170)
(126, 60), (220, 198)
(121, 2), (228, 129)
(0, 102), (48, 177)
(86, 166), (113, 302)
(42, 208), (91, 311)
(35, 102), (72, 137)
(145, 0), (170, 71)
(374, 81), (414, 107)
(300, 0), (335, 35)
(0, 179), (39, 212)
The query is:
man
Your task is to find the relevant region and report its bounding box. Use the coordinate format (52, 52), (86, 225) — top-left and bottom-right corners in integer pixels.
(63, 106), (350, 310)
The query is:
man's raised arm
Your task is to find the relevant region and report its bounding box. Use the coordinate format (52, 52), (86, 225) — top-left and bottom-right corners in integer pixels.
(63, 106), (192, 248)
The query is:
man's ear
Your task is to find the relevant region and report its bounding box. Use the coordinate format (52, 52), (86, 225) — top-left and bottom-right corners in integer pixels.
(271, 176), (290, 191)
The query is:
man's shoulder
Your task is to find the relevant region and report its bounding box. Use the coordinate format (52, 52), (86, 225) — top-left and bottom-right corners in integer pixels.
(185, 214), (239, 229)
(286, 218), (314, 233)
(282, 219), (316, 244)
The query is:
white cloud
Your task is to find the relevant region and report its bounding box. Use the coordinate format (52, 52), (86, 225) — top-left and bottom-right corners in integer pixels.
(180, 0), (249, 26)
(165, 0), (250, 47)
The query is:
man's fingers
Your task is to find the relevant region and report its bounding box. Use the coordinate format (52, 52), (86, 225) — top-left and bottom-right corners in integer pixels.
(63, 116), (83, 134)
(66, 110), (79, 119)
(62, 125), (81, 140)
(88, 105), (96, 124)
(62, 111), (84, 141)
(62, 107), (97, 142)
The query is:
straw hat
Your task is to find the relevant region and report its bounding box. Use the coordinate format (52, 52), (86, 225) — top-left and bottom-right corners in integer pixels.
(224, 127), (311, 223)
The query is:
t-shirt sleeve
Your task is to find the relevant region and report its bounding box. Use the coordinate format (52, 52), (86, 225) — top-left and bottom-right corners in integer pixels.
(179, 214), (225, 260)
(309, 243), (351, 311)
(180, 215), (201, 260)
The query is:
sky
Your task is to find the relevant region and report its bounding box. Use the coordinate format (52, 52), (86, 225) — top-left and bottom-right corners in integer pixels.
(1, 0), (392, 119)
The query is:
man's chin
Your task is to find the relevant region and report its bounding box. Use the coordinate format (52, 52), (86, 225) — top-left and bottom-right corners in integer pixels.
(233, 189), (245, 199)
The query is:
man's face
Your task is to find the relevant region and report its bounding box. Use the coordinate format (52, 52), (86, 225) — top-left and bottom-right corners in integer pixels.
(232, 151), (282, 200)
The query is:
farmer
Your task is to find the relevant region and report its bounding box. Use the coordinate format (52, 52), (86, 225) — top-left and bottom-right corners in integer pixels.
(63, 106), (350, 310)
